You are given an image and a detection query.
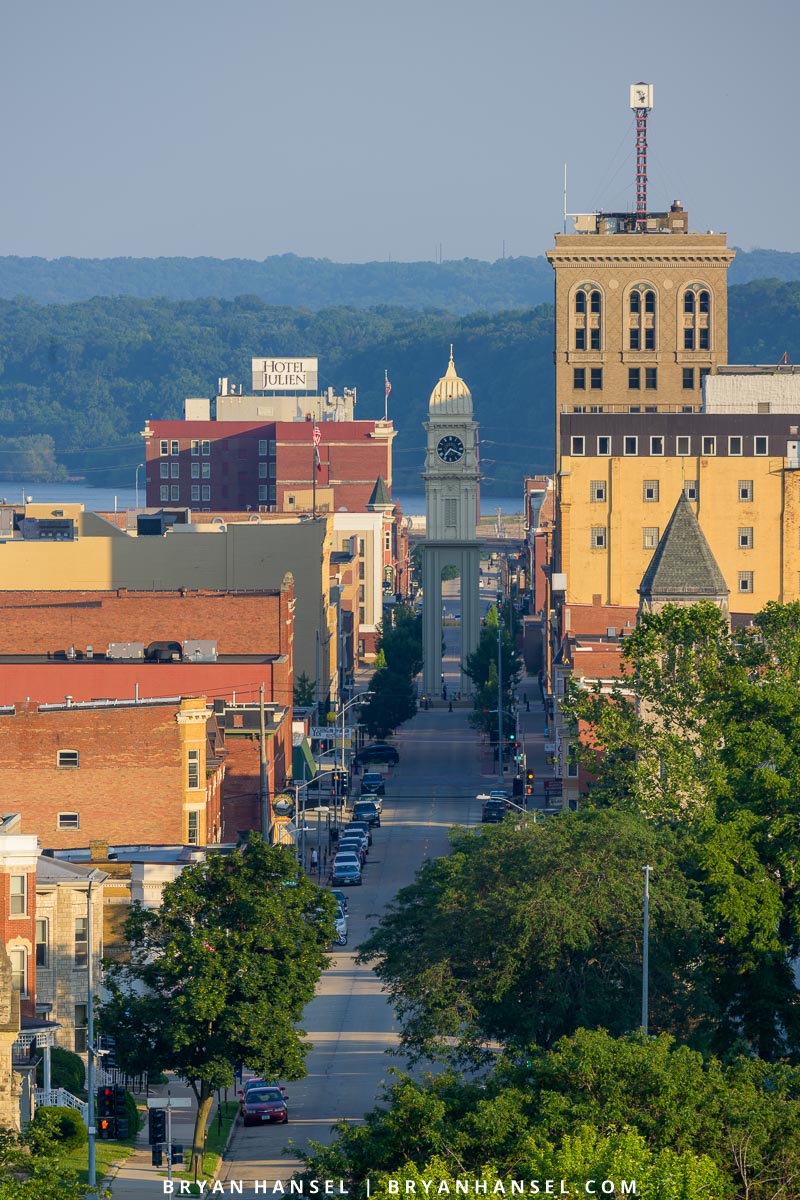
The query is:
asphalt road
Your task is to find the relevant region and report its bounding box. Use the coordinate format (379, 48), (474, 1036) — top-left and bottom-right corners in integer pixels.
(218, 704), (491, 1194)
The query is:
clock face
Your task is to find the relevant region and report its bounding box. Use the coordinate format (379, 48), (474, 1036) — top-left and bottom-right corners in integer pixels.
(437, 435), (465, 464)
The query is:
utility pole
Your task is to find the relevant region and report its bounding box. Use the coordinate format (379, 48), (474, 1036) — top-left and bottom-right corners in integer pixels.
(497, 610), (504, 788)
(642, 864), (651, 1033)
(86, 879), (96, 1189)
(259, 683), (269, 839)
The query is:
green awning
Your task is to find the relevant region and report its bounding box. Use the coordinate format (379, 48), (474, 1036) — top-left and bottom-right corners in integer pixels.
(292, 735), (317, 783)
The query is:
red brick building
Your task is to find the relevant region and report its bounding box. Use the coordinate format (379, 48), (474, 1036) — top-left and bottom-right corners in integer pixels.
(143, 418), (396, 515)
(0, 697), (225, 849)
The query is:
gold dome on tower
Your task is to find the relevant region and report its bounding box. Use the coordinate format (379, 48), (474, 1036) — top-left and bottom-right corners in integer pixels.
(429, 346), (472, 416)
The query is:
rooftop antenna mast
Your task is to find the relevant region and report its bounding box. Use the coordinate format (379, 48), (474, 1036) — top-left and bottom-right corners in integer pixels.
(630, 82), (654, 227)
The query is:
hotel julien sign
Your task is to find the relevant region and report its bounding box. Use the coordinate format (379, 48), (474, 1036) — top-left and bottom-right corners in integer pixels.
(252, 357), (319, 392)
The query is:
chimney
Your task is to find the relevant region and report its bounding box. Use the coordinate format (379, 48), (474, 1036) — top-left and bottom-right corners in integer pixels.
(592, 594), (601, 607)
(90, 839), (109, 861)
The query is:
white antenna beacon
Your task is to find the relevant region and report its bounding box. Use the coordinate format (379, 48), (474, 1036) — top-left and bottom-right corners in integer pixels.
(563, 163), (567, 234)
(630, 83), (654, 226)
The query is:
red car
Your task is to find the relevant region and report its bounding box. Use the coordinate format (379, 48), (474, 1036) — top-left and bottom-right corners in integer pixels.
(240, 1085), (289, 1126)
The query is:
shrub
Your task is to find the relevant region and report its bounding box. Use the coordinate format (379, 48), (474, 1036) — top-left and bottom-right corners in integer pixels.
(29, 1106), (87, 1153)
(35, 1047), (85, 1095)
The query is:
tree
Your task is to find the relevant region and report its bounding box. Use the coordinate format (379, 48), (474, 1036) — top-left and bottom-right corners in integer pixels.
(98, 835), (333, 1175)
(464, 605), (522, 739)
(360, 607), (421, 738)
(293, 670), (315, 707)
(0, 1113), (108, 1199)
(358, 810), (711, 1062)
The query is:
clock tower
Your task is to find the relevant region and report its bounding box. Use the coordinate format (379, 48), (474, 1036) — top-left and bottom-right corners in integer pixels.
(420, 349), (481, 698)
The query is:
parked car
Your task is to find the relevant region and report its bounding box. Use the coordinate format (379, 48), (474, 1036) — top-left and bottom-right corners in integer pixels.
(331, 860), (362, 886)
(341, 828), (369, 855)
(333, 851), (362, 875)
(361, 772), (385, 797)
(481, 798), (507, 823)
(359, 792), (383, 814)
(329, 888), (349, 913)
(343, 820), (372, 846)
(338, 838), (366, 865)
(354, 742), (400, 767)
(352, 799), (381, 827)
(240, 1085), (289, 1126)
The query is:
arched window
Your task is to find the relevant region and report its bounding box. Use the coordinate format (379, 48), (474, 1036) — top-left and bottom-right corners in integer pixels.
(573, 285), (602, 353)
(682, 285), (712, 353)
(628, 284), (656, 353)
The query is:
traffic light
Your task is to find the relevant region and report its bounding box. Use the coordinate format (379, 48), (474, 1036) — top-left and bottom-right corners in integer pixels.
(151, 1145), (163, 1167)
(148, 1106), (166, 1145)
(171, 1144), (184, 1165)
(97, 1087), (115, 1139)
(114, 1085), (128, 1139)
(340, 770), (349, 796)
(525, 769), (535, 797)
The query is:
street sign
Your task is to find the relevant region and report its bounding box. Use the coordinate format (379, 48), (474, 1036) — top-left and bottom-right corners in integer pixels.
(311, 726), (353, 738)
(147, 1098), (191, 1109)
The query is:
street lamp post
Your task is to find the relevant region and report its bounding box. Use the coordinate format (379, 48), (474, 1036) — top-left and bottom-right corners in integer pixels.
(642, 864), (651, 1034)
(135, 462), (145, 511)
(337, 691), (373, 827)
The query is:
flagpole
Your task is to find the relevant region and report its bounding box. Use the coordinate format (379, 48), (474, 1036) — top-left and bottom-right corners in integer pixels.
(312, 425), (316, 519)
(384, 369), (389, 421)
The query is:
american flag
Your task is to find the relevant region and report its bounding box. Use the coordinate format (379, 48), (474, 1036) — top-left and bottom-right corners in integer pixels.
(385, 375), (392, 402)
(313, 423), (322, 473)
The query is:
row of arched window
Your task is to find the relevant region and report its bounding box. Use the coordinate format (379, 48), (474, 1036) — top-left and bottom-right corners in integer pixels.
(572, 283), (712, 353)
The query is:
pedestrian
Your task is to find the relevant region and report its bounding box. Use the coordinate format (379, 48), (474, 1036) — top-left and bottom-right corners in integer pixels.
(310, 848), (319, 872)
(448, 700), (453, 712)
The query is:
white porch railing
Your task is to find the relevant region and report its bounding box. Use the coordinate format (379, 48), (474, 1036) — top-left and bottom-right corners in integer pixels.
(34, 1088), (89, 1123)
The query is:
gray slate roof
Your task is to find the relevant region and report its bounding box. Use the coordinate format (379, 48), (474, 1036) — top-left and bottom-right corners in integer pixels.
(366, 475), (392, 508)
(638, 493), (728, 598)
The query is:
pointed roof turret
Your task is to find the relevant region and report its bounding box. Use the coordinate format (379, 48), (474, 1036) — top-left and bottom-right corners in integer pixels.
(429, 346), (472, 416)
(366, 474), (393, 511)
(638, 493), (729, 616)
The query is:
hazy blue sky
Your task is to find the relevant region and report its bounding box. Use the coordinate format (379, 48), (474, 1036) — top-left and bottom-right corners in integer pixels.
(2, 0), (798, 262)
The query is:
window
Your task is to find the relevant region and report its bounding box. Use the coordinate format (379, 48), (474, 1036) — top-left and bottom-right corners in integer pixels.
(629, 327), (640, 351)
(10, 949), (26, 996)
(566, 747), (579, 778)
(702, 436), (716, 456)
(201, 439), (211, 456)
(590, 326), (601, 350)
(269, 439), (276, 455)
(683, 367), (695, 390)
(170, 439), (179, 456)
(257, 484), (268, 501)
(624, 436), (638, 456)
(643, 527), (660, 549)
(57, 749), (79, 769)
(575, 327), (586, 350)
(643, 369), (656, 393)
(170, 462), (179, 478)
(590, 290), (601, 314)
(160, 440), (169, 456)
(644, 327), (655, 351)
(190, 462), (199, 478)
(590, 480), (607, 502)
(188, 749), (200, 789)
(258, 462), (268, 478)
(590, 368), (603, 390)
(684, 479), (699, 501)
(684, 328), (695, 350)
(58, 812), (80, 830)
(643, 479), (659, 502)
(755, 436), (768, 455)
(629, 290), (641, 314)
(191, 440), (200, 456)
(591, 526), (607, 549)
(628, 368), (641, 390)
(570, 436), (585, 456)
(160, 485), (169, 501)
(358, 559), (366, 581)
(75, 917), (88, 968)
(597, 436), (611, 455)
(728, 436), (743, 456)
(575, 290), (586, 314)
(187, 811), (199, 846)
(160, 462), (169, 479)
(170, 485), (179, 501)
(10, 875), (26, 915)
(676, 436), (691, 456)
(644, 290), (655, 314)
(698, 326), (709, 350)
(74, 1004), (88, 1054)
(650, 435), (664, 455)
(738, 571), (754, 593)
(738, 527), (754, 549)
(573, 367), (586, 390)
(191, 485), (200, 501)
(698, 290), (709, 313)
(36, 919), (49, 968)
(258, 439), (268, 456)
(739, 479), (753, 502)
(684, 291), (695, 314)
(201, 462), (211, 478)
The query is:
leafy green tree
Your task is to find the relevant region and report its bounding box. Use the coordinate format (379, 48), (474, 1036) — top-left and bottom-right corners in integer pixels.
(465, 605), (523, 739)
(98, 834), (333, 1175)
(358, 810), (711, 1062)
(360, 607), (421, 738)
(293, 670), (315, 707)
(0, 1114), (108, 1199)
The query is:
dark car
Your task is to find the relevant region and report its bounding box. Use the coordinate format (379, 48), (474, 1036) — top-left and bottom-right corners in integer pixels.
(355, 742), (400, 767)
(343, 821), (372, 846)
(361, 772), (385, 797)
(481, 799), (507, 823)
(331, 860), (363, 886)
(338, 837), (367, 865)
(329, 888), (349, 913)
(241, 1085), (289, 1126)
(352, 800), (381, 827)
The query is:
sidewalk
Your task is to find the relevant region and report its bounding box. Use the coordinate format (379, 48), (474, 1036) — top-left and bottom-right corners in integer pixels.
(104, 1075), (228, 1198)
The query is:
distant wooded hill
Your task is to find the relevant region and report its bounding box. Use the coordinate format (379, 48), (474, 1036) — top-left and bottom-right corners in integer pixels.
(1, 248), (799, 311)
(0, 278), (797, 494)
